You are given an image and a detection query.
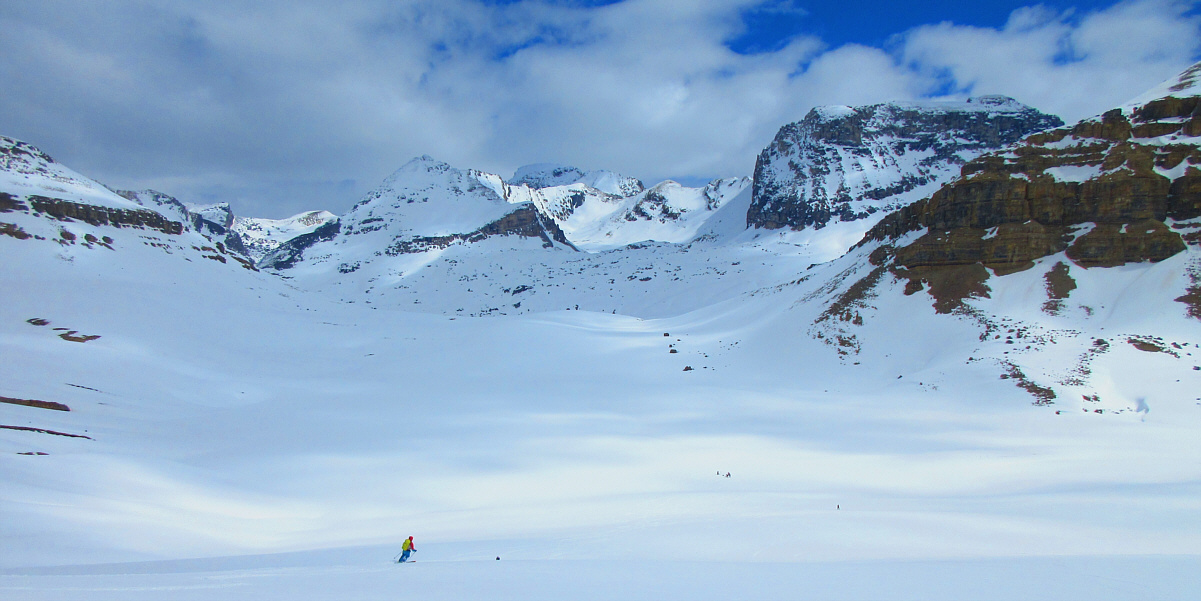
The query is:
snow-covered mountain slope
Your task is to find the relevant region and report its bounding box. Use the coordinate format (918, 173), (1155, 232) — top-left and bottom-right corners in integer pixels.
(259, 155), (575, 271)
(859, 61), (1201, 308)
(260, 156), (763, 314)
(114, 189), (190, 224)
(118, 191), (251, 256)
(233, 210), (338, 261)
(0, 137), (266, 276)
(748, 96), (1064, 232)
(509, 163), (645, 198)
(0, 138), (144, 211)
(792, 61), (1201, 411)
(559, 177), (751, 249)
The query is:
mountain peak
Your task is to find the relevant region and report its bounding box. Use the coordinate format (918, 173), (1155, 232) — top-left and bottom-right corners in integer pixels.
(749, 97), (1064, 231)
(509, 163), (587, 188)
(508, 162), (645, 198)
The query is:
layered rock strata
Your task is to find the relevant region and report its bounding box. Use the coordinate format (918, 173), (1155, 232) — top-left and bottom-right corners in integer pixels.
(859, 63), (1201, 312)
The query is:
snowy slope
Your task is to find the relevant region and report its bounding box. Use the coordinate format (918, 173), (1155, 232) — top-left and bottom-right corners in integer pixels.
(561, 177), (751, 249)
(1, 209), (1198, 599)
(1, 138), (150, 211)
(260, 155), (574, 273)
(262, 158), (761, 315)
(0, 138), (264, 279)
(234, 210), (338, 261)
(116, 189), (191, 224)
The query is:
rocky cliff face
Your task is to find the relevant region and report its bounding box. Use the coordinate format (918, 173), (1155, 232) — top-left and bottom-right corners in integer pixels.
(748, 97), (1064, 231)
(0, 137), (260, 272)
(860, 62), (1201, 313)
(119, 191), (250, 256)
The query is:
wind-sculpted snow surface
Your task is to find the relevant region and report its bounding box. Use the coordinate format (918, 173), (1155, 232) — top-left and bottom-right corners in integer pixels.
(748, 96), (1064, 231)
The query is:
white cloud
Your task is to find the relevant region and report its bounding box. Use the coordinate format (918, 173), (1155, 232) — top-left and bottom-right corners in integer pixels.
(0, 0), (1197, 218)
(898, 0), (1201, 122)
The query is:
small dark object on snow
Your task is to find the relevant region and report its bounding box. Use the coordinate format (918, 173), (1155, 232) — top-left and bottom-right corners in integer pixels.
(683, 366), (693, 371)
(663, 333), (670, 336)
(496, 556), (501, 560)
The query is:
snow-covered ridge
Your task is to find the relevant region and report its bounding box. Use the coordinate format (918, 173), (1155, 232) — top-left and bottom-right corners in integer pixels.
(508, 163), (645, 198)
(0, 139), (266, 273)
(558, 177), (751, 249)
(234, 210), (338, 261)
(289, 155), (751, 270)
(1121, 60), (1201, 111)
(0, 136), (147, 211)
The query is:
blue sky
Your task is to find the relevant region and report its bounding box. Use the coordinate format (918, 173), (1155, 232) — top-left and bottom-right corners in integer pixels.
(727, 1), (1127, 52)
(1, 0), (1198, 218)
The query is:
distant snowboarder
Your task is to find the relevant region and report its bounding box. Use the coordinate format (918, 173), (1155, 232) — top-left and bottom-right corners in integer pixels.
(398, 536), (416, 563)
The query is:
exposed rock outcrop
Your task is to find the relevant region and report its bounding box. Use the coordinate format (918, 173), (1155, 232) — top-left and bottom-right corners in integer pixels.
(258, 219), (342, 269)
(382, 204), (575, 256)
(27, 195), (184, 235)
(858, 62), (1201, 313)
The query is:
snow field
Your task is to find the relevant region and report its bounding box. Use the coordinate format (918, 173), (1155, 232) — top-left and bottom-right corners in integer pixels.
(2, 227), (1199, 600)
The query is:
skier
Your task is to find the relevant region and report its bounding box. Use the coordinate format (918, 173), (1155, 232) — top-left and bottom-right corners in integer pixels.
(398, 536), (416, 563)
